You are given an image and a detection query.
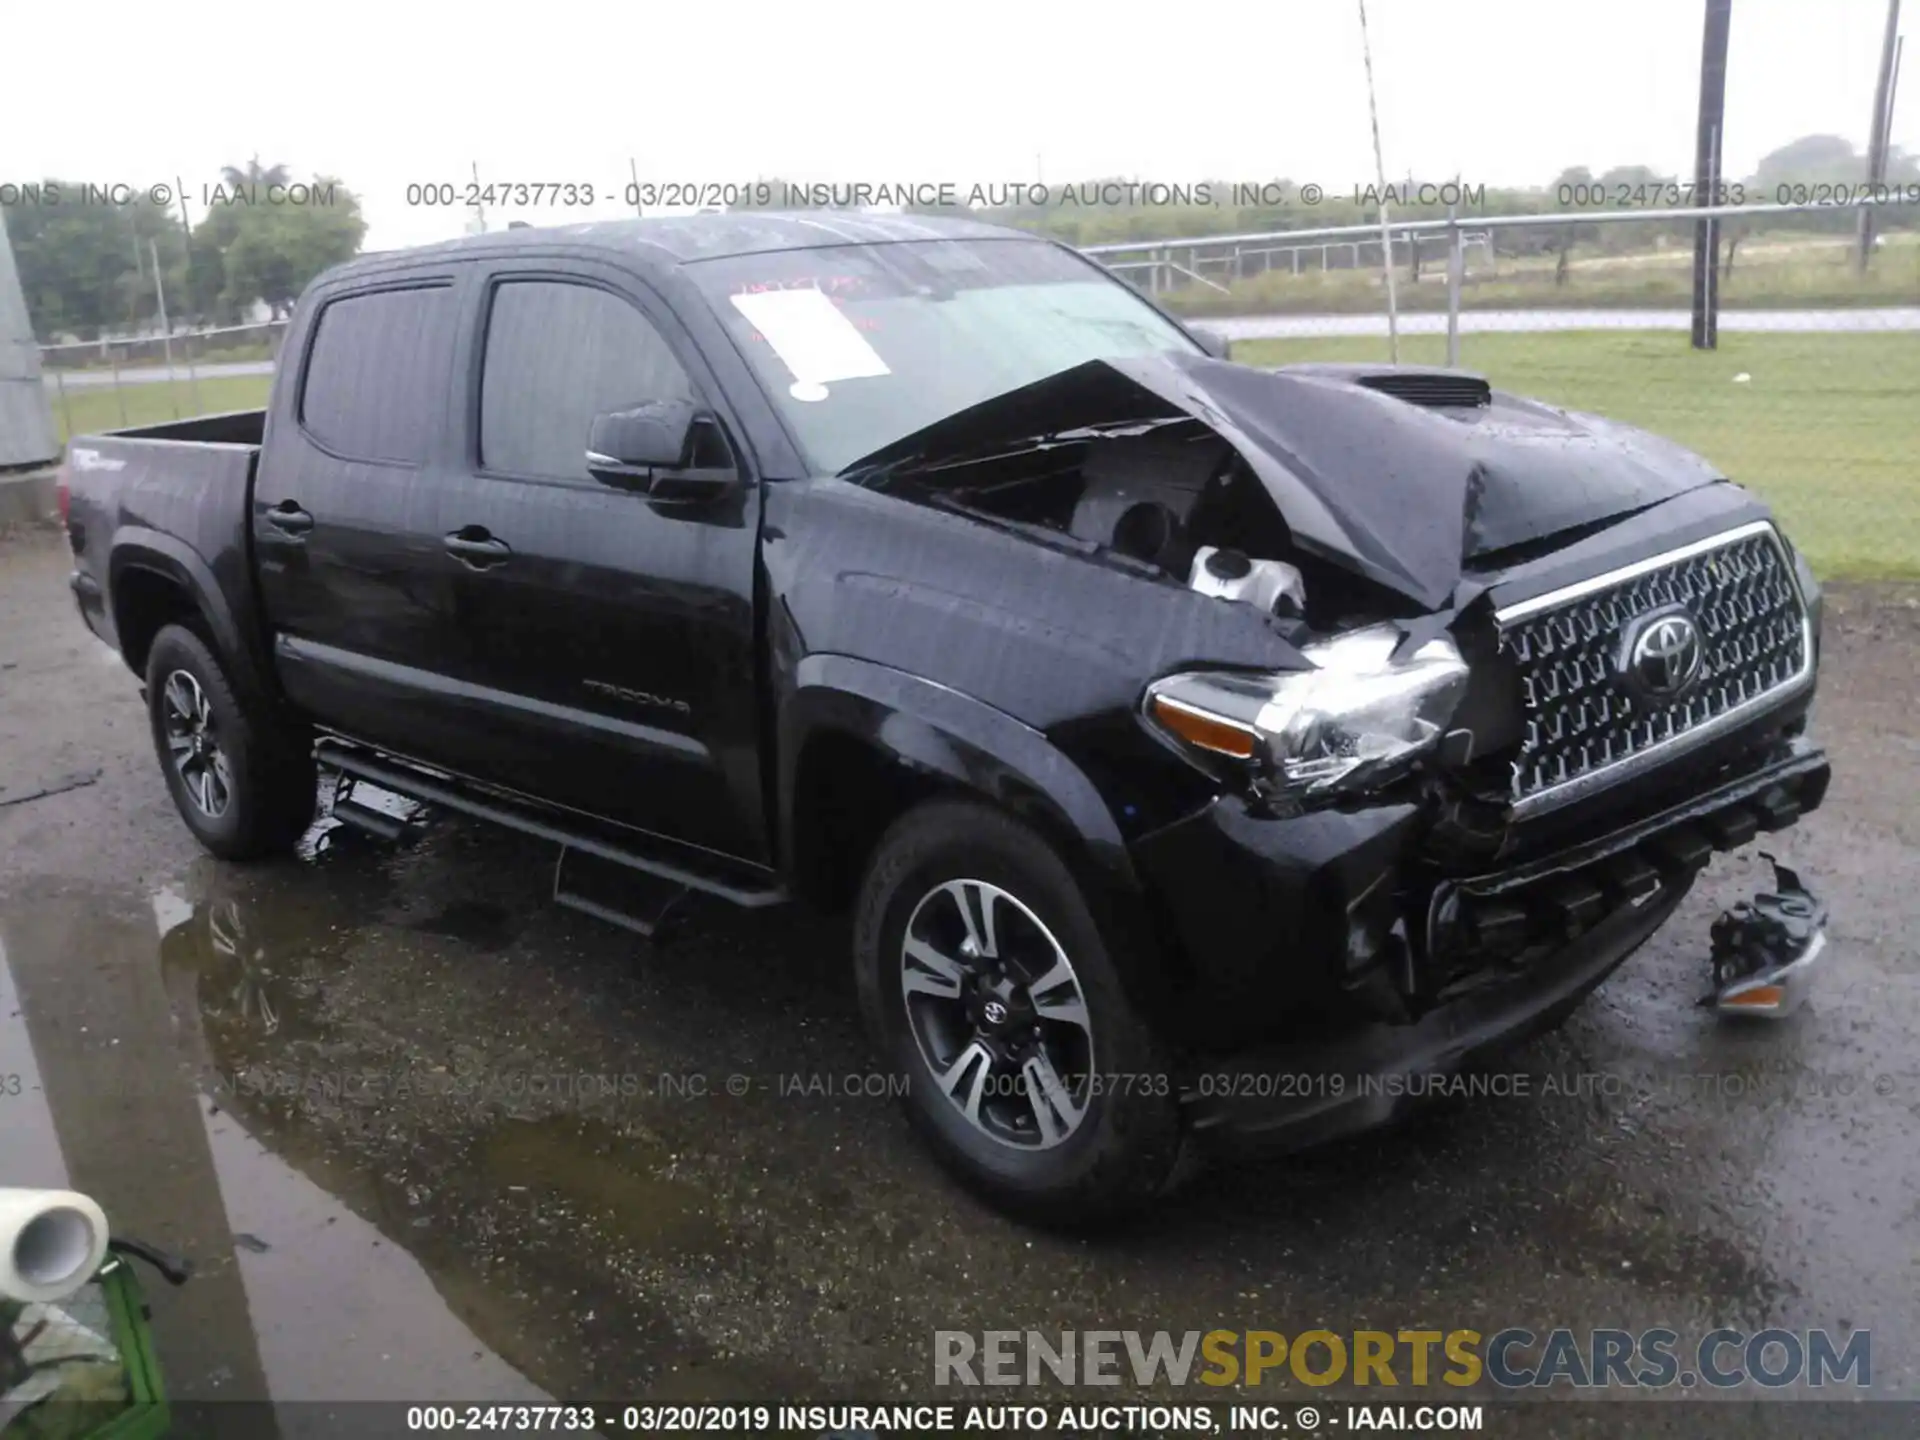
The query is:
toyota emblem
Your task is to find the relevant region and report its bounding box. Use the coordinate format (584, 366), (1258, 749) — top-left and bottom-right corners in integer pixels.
(1624, 611), (1705, 699)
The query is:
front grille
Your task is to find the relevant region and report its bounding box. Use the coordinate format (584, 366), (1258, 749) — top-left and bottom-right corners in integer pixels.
(1494, 523), (1812, 816)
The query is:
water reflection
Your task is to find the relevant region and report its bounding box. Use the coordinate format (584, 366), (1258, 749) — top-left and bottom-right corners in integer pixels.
(146, 835), (817, 1406)
(1, 853), (557, 1421)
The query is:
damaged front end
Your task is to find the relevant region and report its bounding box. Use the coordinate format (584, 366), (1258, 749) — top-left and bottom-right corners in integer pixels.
(839, 353), (1833, 1139)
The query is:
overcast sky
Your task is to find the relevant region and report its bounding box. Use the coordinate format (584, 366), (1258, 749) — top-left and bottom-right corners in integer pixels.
(10, 0), (1915, 250)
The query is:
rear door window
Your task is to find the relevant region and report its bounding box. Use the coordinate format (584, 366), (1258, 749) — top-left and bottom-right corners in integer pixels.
(478, 280), (694, 482)
(300, 285), (452, 464)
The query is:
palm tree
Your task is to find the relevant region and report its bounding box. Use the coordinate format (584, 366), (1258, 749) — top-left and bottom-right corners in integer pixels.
(219, 156), (293, 191)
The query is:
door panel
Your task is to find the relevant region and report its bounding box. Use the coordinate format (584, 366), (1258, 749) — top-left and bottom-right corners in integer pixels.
(421, 268), (767, 861)
(252, 278), (459, 753)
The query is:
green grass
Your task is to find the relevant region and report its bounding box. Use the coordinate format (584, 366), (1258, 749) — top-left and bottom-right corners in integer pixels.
(1235, 331), (1920, 581)
(46, 332), (1919, 579)
(48, 374), (271, 442)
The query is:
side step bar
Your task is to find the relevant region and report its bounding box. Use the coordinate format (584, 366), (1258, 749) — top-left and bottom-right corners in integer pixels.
(330, 795), (411, 842)
(314, 740), (788, 913)
(552, 847), (692, 939)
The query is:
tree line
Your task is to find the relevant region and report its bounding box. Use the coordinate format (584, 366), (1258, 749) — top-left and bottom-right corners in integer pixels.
(3, 158), (364, 341)
(5, 135), (1909, 342)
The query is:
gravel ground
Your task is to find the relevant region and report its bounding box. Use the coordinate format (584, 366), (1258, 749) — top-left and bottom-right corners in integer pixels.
(1, 523), (1915, 1439)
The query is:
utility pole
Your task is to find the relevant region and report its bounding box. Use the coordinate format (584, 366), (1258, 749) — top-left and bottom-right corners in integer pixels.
(1356, 0), (1401, 362)
(470, 161), (487, 235)
(1857, 0), (1904, 273)
(1690, 0), (1733, 350)
(151, 239), (182, 420)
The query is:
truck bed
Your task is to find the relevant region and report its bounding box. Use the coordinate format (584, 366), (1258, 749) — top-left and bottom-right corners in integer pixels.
(65, 411), (267, 683)
(99, 408), (267, 446)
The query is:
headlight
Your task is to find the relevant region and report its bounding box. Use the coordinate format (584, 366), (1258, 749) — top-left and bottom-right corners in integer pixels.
(1144, 625), (1470, 803)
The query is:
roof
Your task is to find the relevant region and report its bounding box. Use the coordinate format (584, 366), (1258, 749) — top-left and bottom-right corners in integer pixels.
(356, 211), (1033, 271)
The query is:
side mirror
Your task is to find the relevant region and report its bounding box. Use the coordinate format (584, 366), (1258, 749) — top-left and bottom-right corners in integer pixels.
(588, 400), (699, 473)
(1189, 325), (1233, 361)
(585, 402), (736, 501)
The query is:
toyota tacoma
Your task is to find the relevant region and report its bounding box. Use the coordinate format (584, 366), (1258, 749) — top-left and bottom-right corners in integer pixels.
(61, 213), (1830, 1222)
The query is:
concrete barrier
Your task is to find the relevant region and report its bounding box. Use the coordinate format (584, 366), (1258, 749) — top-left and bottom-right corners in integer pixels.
(0, 465), (59, 526)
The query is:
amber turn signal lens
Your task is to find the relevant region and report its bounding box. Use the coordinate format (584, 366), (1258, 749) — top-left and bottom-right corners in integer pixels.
(1149, 695), (1258, 760)
(1721, 984), (1786, 1009)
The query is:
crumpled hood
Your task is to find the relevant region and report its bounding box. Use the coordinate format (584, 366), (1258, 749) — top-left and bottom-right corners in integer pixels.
(842, 353), (1727, 611)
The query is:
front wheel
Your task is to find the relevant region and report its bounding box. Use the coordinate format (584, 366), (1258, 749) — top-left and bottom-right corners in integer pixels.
(145, 623), (315, 860)
(853, 799), (1183, 1225)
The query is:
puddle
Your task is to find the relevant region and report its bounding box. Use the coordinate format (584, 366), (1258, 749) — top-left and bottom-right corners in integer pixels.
(482, 1116), (728, 1258)
(0, 819), (827, 1411)
(409, 898), (524, 951)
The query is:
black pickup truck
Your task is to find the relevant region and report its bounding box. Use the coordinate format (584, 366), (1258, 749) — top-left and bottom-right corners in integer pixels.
(63, 213), (1830, 1221)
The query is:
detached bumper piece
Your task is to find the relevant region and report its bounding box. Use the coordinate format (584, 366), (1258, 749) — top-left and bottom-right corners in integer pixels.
(1704, 855), (1828, 1018)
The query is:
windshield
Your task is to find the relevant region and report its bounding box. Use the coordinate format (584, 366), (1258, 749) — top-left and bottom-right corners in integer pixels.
(689, 238), (1203, 473)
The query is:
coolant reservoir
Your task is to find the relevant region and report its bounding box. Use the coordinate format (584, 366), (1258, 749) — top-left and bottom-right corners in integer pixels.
(1189, 546), (1306, 616)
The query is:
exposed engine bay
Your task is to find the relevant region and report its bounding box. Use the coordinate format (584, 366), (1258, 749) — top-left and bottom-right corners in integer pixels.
(844, 354), (1732, 619)
(867, 421), (1391, 633)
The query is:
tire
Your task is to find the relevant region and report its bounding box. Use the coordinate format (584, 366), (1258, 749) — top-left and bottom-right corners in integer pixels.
(853, 798), (1183, 1225)
(145, 623), (315, 861)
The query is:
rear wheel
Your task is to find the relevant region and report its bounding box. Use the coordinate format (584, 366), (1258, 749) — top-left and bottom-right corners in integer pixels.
(854, 799), (1183, 1225)
(145, 624), (315, 860)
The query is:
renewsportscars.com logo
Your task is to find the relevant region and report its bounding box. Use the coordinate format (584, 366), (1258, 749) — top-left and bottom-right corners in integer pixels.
(933, 1327), (1871, 1390)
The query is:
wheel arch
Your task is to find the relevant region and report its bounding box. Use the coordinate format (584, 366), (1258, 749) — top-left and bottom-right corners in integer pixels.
(108, 528), (269, 697)
(778, 656), (1177, 1015)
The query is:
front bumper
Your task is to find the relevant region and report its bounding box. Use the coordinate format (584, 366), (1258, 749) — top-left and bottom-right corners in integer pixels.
(1132, 737), (1831, 1148)
(1182, 879), (1686, 1153)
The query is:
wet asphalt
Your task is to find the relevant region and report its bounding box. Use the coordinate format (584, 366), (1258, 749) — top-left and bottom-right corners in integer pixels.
(1, 525), (1916, 1438)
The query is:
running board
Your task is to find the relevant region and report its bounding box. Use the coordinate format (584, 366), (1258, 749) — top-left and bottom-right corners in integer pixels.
(330, 796), (410, 841)
(314, 740), (788, 911)
(552, 847), (690, 939)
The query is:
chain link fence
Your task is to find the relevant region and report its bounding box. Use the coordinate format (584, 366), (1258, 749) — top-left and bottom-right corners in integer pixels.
(38, 319), (287, 443)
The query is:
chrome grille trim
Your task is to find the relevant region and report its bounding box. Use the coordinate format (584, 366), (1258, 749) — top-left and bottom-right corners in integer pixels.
(1493, 521), (1814, 819)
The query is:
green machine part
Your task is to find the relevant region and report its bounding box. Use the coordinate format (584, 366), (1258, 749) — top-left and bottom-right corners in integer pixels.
(1, 1259), (172, 1440)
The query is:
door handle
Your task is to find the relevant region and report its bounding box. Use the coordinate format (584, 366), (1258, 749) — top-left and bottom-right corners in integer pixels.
(444, 527), (512, 569)
(265, 502), (314, 536)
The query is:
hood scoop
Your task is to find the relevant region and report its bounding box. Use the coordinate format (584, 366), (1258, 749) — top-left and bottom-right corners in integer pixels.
(1355, 370), (1492, 410)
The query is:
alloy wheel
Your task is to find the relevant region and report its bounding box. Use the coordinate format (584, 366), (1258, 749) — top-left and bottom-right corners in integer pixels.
(161, 669), (233, 818)
(900, 878), (1095, 1150)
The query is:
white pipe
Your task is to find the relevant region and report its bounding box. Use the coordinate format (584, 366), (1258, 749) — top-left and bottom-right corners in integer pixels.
(0, 1187), (110, 1304)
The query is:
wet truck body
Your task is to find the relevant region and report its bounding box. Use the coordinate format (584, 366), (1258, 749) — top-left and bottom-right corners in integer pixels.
(63, 214), (1830, 1220)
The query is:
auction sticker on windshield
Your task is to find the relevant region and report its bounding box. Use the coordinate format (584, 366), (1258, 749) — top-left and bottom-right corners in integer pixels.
(728, 287), (890, 399)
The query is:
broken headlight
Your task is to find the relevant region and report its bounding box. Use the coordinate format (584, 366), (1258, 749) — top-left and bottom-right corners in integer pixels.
(1144, 625), (1469, 803)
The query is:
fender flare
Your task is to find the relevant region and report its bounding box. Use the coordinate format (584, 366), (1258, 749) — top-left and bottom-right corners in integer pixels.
(778, 653), (1150, 937)
(108, 527), (271, 696)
